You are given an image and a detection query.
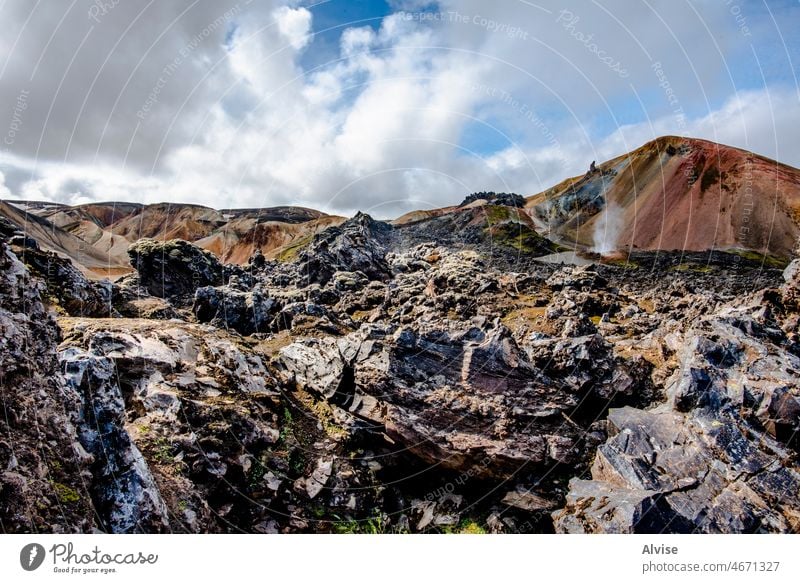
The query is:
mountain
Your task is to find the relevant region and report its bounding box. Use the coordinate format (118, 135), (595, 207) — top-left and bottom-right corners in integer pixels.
(2, 200), (342, 277)
(527, 136), (800, 258)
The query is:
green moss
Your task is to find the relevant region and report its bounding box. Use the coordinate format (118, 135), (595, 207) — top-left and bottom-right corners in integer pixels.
(670, 263), (712, 273)
(726, 249), (789, 269)
(247, 456), (267, 489)
(332, 515), (391, 534)
(278, 407), (294, 444)
(276, 234), (314, 263)
(295, 390), (349, 440)
(51, 481), (81, 505)
(483, 204), (514, 225)
(601, 258), (639, 269)
(488, 223), (558, 255)
(441, 518), (487, 534)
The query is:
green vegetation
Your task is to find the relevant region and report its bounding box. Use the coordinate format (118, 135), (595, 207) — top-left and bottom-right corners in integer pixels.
(278, 407), (294, 444)
(152, 437), (174, 464)
(601, 257), (639, 269)
(670, 263), (712, 273)
(726, 249), (789, 269)
(294, 389), (349, 440)
(276, 234), (314, 263)
(488, 222), (558, 255)
(277, 406), (310, 476)
(247, 455), (268, 489)
(441, 518), (487, 534)
(483, 204), (516, 225)
(51, 481), (81, 505)
(332, 514), (393, 534)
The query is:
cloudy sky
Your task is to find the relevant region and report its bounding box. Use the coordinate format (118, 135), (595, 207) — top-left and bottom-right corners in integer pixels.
(0, 0), (798, 218)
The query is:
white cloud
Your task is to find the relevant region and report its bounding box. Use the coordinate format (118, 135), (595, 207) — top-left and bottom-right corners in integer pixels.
(273, 6), (313, 51)
(0, 0), (796, 218)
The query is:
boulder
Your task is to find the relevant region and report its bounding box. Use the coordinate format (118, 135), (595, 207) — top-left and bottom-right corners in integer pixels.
(193, 285), (278, 335)
(280, 324), (589, 479)
(295, 212), (394, 285)
(128, 238), (224, 299)
(60, 351), (170, 533)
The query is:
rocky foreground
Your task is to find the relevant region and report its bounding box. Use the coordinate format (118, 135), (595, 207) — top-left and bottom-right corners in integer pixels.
(1, 210), (799, 533)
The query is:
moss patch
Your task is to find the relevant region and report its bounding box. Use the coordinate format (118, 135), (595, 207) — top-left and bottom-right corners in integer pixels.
(441, 518), (487, 534)
(51, 481), (81, 505)
(276, 234), (314, 263)
(726, 249), (789, 269)
(293, 388), (349, 440)
(487, 223), (559, 255)
(670, 263), (712, 273)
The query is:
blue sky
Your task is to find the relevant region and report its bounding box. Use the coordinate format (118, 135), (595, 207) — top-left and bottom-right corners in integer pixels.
(0, 0), (798, 216)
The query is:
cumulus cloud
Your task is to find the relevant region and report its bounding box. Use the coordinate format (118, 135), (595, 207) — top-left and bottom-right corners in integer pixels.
(0, 0), (797, 218)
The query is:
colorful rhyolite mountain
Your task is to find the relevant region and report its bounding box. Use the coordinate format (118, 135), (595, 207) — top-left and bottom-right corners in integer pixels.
(527, 136), (800, 258)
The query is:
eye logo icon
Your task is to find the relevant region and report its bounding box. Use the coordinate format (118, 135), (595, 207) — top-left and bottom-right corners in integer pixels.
(20, 543), (46, 571)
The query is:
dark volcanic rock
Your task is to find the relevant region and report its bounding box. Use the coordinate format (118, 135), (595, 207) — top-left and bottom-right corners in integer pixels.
(553, 299), (800, 533)
(128, 238), (224, 299)
(2, 215), (111, 317)
(295, 212), (394, 285)
(60, 351), (170, 533)
(280, 323), (599, 479)
(0, 241), (98, 532)
(16, 246), (112, 317)
(459, 192), (525, 208)
(4, 194), (799, 534)
(193, 285), (278, 335)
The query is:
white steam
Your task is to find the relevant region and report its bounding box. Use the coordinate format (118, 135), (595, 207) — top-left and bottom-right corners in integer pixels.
(592, 202), (623, 254)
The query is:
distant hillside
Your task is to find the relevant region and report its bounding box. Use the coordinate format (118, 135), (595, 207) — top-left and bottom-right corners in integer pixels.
(526, 136), (800, 258)
(1, 200), (341, 277)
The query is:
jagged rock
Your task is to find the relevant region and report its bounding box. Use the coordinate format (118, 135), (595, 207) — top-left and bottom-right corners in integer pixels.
(554, 305), (800, 534)
(525, 333), (654, 405)
(60, 351), (170, 533)
(271, 301), (333, 332)
(60, 320), (278, 399)
(783, 259), (800, 309)
(112, 288), (181, 320)
(0, 241), (97, 532)
(57, 319), (290, 532)
(11, 244), (112, 317)
(278, 338), (347, 400)
(295, 458), (333, 499)
(295, 212), (394, 285)
(128, 238), (224, 299)
(501, 488), (558, 512)
(4, 194), (798, 534)
(193, 285), (278, 335)
(280, 324), (589, 478)
(459, 192), (525, 208)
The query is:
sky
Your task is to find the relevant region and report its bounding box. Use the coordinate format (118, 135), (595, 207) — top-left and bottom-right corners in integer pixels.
(0, 0), (798, 218)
